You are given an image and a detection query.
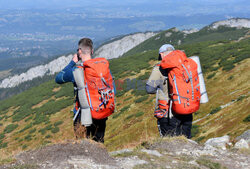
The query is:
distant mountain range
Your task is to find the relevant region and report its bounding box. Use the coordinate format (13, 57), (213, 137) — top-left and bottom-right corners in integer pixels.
(1, 9), (234, 73)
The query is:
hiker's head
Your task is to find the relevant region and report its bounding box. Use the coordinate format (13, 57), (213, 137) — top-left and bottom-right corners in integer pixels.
(78, 38), (93, 61)
(158, 44), (175, 60)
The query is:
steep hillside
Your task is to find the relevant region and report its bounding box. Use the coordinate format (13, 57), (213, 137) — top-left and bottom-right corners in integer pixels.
(0, 32), (156, 100)
(94, 32), (156, 59)
(0, 20), (250, 163)
(124, 19), (250, 57)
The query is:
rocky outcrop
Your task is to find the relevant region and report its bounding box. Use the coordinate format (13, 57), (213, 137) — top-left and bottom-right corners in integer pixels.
(204, 135), (230, 150)
(1, 140), (147, 169)
(94, 32), (156, 59)
(0, 32), (156, 89)
(236, 130), (250, 143)
(235, 139), (249, 149)
(1, 136), (249, 169)
(0, 55), (73, 88)
(210, 18), (250, 29)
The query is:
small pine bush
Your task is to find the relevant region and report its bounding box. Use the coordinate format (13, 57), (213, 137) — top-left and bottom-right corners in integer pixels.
(243, 115), (250, 122)
(4, 124), (18, 133)
(210, 107), (221, 115)
(51, 127), (59, 134)
(135, 111), (144, 117)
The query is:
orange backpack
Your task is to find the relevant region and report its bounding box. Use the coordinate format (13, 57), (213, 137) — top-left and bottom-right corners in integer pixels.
(75, 58), (115, 119)
(160, 50), (200, 115)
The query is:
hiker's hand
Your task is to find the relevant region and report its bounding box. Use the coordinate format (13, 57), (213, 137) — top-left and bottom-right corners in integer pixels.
(72, 54), (78, 63)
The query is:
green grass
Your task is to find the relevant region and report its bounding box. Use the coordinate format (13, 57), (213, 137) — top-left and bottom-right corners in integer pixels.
(24, 134), (32, 141)
(135, 111), (145, 117)
(54, 121), (63, 126)
(237, 95), (246, 102)
(210, 107), (222, 115)
(196, 157), (226, 169)
(0, 133), (5, 140)
(135, 96), (149, 103)
(19, 123), (33, 133)
(191, 125), (200, 138)
(4, 124), (18, 133)
(112, 105), (130, 119)
(0, 142), (8, 149)
(210, 106), (221, 114)
(195, 136), (206, 143)
(38, 124), (53, 135)
(243, 115), (250, 122)
(22, 144), (28, 150)
(28, 128), (36, 134)
(51, 127), (60, 134)
(207, 73), (216, 79)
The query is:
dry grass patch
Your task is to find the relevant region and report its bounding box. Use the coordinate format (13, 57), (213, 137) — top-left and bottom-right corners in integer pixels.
(52, 87), (61, 92)
(31, 99), (51, 109)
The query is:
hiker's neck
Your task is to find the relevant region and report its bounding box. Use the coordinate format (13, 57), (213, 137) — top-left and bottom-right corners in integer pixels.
(82, 55), (92, 61)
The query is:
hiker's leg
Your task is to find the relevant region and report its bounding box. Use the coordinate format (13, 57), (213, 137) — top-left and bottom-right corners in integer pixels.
(92, 118), (107, 143)
(180, 114), (193, 139)
(170, 115), (181, 137)
(86, 124), (94, 139)
(157, 117), (176, 137)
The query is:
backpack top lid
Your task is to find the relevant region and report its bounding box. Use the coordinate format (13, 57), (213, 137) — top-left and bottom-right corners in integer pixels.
(160, 50), (187, 69)
(83, 57), (110, 77)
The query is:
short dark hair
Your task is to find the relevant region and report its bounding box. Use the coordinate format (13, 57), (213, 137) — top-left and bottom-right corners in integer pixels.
(78, 38), (93, 52)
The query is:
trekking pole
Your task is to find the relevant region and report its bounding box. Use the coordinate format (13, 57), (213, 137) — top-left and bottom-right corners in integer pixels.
(73, 109), (80, 122)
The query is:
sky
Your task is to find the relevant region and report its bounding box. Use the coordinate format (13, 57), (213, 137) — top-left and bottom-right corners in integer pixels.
(0, 0), (249, 16)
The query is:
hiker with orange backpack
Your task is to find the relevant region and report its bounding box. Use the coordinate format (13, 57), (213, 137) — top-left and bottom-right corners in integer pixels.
(55, 38), (116, 143)
(146, 44), (202, 138)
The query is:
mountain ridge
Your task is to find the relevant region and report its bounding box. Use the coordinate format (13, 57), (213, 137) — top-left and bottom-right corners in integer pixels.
(0, 32), (156, 90)
(1, 18), (249, 90)
(0, 18), (249, 165)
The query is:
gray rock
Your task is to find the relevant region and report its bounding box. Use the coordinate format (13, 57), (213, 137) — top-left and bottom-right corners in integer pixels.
(210, 18), (250, 29)
(187, 139), (198, 145)
(0, 54), (72, 88)
(205, 135), (230, 150)
(109, 149), (133, 156)
(234, 139), (249, 149)
(141, 149), (162, 157)
(116, 156), (148, 169)
(0, 32), (156, 89)
(236, 130), (250, 143)
(94, 32), (156, 60)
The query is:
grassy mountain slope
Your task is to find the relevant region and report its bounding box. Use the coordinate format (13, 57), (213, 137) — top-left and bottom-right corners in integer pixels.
(193, 58), (250, 142)
(124, 26), (249, 57)
(0, 26), (250, 161)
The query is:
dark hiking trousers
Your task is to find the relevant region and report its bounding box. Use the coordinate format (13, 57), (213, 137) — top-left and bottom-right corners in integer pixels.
(86, 118), (107, 143)
(157, 113), (193, 139)
(74, 113), (107, 143)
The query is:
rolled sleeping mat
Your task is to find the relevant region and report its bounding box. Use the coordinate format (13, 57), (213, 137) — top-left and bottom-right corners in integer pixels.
(190, 56), (209, 103)
(73, 67), (93, 126)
